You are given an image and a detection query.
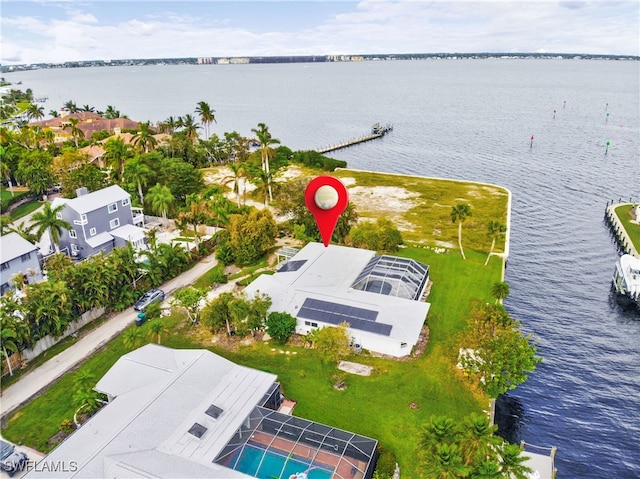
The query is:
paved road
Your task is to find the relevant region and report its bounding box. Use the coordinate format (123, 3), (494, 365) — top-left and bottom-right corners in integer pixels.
(0, 252), (236, 420)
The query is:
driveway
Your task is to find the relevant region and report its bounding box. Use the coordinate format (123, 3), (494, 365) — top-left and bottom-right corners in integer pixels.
(0, 252), (233, 421)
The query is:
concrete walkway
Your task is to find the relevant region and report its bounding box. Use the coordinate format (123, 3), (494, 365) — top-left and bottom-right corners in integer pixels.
(0, 252), (236, 420)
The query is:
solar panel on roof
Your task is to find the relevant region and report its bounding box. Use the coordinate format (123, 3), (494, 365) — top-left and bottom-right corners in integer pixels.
(278, 259), (307, 272)
(298, 298), (392, 336)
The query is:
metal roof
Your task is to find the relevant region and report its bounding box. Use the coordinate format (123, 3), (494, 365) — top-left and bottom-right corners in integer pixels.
(0, 232), (38, 263)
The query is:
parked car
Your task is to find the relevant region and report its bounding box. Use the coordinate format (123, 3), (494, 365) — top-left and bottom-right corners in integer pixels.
(133, 288), (165, 312)
(0, 439), (28, 477)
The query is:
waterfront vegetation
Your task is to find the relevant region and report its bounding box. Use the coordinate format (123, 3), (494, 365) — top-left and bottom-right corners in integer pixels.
(614, 204), (640, 253)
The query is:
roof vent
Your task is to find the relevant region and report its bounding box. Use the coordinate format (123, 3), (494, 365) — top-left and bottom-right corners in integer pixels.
(205, 404), (224, 419)
(76, 187), (89, 197)
(188, 423), (207, 439)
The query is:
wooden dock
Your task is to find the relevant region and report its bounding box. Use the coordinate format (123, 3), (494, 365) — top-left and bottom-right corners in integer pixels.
(316, 122), (393, 154)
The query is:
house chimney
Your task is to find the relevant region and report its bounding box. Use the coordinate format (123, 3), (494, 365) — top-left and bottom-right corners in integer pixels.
(76, 187), (89, 197)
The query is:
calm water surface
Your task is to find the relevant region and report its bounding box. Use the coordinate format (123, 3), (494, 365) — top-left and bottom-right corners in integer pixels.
(8, 59), (640, 478)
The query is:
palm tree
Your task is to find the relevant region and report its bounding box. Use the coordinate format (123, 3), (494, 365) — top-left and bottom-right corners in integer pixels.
(423, 443), (471, 479)
(30, 202), (71, 253)
(103, 105), (121, 119)
(122, 327), (145, 350)
(224, 162), (246, 207)
(0, 158), (15, 197)
(499, 443), (533, 479)
(1, 326), (19, 376)
(132, 121), (158, 153)
(103, 137), (133, 179)
(26, 103), (45, 121)
(8, 221), (39, 244)
(81, 104), (95, 113)
(146, 184), (175, 226)
(159, 115), (179, 134)
(49, 109), (60, 118)
(180, 114), (200, 143)
(460, 414), (501, 466)
(148, 320), (168, 344)
(195, 101), (216, 139)
(63, 100), (78, 113)
(491, 281), (510, 304)
(484, 221), (506, 266)
(124, 156), (152, 204)
(422, 416), (460, 452)
(251, 122), (280, 202)
(62, 117), (83, 148)
(451, 203), (472, 260)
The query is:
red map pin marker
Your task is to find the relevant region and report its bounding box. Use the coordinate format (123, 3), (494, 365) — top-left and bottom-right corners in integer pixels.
(304, 176), (349, 247)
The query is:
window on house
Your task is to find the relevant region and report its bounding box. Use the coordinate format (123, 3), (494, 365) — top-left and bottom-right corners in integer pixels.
(69, 229), (77, 239)
(1, 262), (9, 271)
(304, 321), (318, 328)
(0, 283), (9, 295)
(122, 198), (130, 206)
(109, 218), (120, 229)
(71, 244), (79, 254)
(90, 227), (97, 236)
(20, 252), (31, 262)
(108, 203), (118, 213)
(80, 214), (87, 223)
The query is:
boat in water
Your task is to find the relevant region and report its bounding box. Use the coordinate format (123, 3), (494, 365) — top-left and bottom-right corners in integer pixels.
(612, 254), (640, 308)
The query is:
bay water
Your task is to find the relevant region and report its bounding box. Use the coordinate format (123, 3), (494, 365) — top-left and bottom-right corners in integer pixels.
(7, 59), (640, 478)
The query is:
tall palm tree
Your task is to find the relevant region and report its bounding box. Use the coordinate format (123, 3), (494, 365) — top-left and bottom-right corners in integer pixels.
(49, 110), (60, 118)
(195, 101), (216, 139)
(181, 114), (200, 143)
(451, 203), (472, 260)
(159, 115), (179, 134)
(0, 158), (15, 197)
(103, 136), (133, 179)
(224, 162), (246, 207)
(484, 221), (507, 266)
(146, 184), (175, 226)
(62, 117), (83, 148)
(30, 202), (71, 253)
(124, 156), (152, 204)
(81, 104), (95, 112)
(251, 123), (280, 202)
(132, 121), (158, 153)
(26, 103), (45, 121)
(460, 414), (501, 466)
(491, 281), (510, 304)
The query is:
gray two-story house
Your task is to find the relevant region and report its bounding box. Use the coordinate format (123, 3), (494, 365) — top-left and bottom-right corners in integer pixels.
(0, 232), (44, 296)
(52, 185), (147, 260)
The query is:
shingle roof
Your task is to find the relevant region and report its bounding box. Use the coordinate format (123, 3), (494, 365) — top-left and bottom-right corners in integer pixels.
(0, 232), (38, 263)
(65, 185), (130, 215)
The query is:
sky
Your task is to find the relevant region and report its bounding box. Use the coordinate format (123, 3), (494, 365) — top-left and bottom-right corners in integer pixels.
(1, 0), (638, 65)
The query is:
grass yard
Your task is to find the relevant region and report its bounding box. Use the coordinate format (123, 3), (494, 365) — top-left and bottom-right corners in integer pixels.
(1, 169), (510, 477)
(614, 204), (640, 254)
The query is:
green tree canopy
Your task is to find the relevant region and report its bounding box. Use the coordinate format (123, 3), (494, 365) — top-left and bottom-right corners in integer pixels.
(266, 311), (297, 344)
(218, 209), (277, 266)
(348, 217), (403, 252)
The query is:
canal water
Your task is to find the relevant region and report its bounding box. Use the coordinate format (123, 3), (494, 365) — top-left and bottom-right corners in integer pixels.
(7, 58), (640, 478)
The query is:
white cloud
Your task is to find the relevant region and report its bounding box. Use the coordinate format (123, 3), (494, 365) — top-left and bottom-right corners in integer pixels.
(0, 1), (638, 64)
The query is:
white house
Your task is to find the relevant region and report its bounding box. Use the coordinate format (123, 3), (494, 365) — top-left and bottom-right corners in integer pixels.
(244, 242), (431, 357)
(25, 345), (378, 479)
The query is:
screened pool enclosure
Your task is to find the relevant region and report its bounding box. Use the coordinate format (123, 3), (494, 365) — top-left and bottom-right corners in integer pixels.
(351, 255), (429, 301)
(214, 406), (378, 479)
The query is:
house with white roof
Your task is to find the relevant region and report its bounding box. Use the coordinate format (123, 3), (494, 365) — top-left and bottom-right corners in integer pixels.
(25, 344), (378, 479)
(51, 185), (147, 260)
(244, 242), (431, 358)
(0, 232), (43, 295)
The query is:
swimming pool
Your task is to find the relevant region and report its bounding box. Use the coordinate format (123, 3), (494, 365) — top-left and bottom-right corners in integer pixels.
(233, 444), (333, 479)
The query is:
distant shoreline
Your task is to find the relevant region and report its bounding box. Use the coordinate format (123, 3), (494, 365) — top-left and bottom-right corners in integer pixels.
(2, 51), (638, 74)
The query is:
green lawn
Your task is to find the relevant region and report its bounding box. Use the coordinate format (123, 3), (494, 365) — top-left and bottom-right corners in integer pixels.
(1, 171), (510, 477)
(614, 204), (640, 254)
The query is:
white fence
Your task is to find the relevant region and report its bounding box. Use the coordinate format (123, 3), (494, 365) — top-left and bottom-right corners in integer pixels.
(21, 307), (105, 361)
